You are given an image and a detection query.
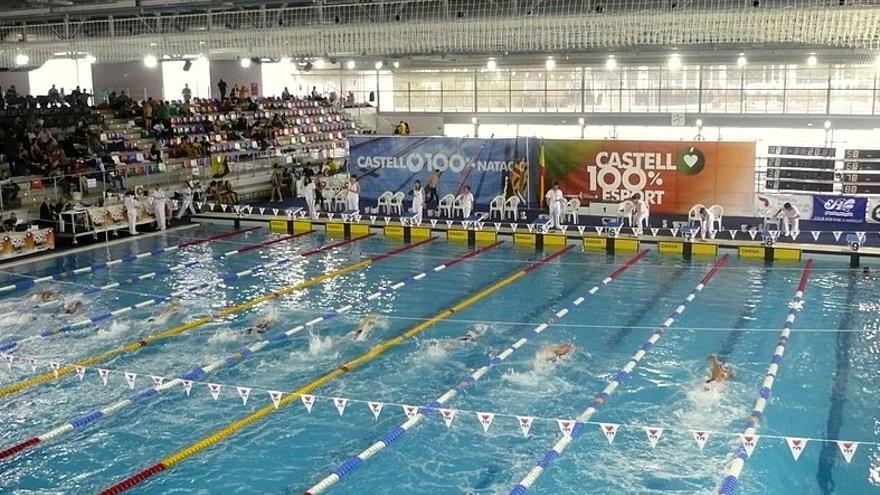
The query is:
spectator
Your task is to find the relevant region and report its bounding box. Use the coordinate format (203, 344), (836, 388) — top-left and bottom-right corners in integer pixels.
(48, 84), (61, 106)
(218, 79), (228, 100)
(2, 212), (20, 232)
(0, 172), (21, 206)
(182, 84), (192, 103)
(282, 87), (291, 100)
(39, 197), (57, 225)
(230, 84), (239, 101)
(143, 98), (154, 129)
(221, 180), (238, 204)
(270, 163), (284, 203)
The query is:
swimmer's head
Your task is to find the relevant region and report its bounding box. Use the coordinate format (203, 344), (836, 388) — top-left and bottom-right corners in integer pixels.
(708, 353), (720, 362)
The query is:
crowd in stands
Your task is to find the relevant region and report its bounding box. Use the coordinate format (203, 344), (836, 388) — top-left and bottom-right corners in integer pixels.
(1, 85), (92, 110)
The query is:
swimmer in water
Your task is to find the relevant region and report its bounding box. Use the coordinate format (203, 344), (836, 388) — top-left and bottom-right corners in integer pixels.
(539, 343), (575, 364)
(440, 324), (488, 350)
(62, 301), (83, 315)
(706, 354), (731, 384)
(31, 289), (58, 302)
(244, 315), (278, 335)
(148, 301), (182, 323)
(350, 314), (382, 341)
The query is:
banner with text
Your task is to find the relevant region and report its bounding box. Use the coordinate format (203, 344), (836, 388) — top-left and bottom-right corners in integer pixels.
(811, 195), (867, 223)
(347, 136), (534, 206)
(543, 140), (756, 215)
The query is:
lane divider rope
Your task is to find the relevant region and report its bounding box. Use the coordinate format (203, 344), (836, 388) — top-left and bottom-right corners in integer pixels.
(717, 259), (814, 495)
(303, 250), (649, 494)
(0, 227), (260, 294)
(508, 254), (730, 495)
(0, 241), (503, 461)
(96, 245), (573, 495)
(0, 237), (435, 400)
(0, 234), (371, 354)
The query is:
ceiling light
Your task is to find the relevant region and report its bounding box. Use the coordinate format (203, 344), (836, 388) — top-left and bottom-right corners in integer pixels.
(737, 55), (747, 68)
(240, 57), (252, 68)
(346, 60), (356, 70)
(807, 54), (817, 67)
(605, 56), (617, 71)
(667, 54), (681, 71)
(392, 61), (400, 68)
(374, 61), (383, 70)
(487, 59), (497, 71)
(314, 58), (325, 69)
(824, 120), (832, 129)
(545, 58), (556, 70)
(14, 53), (29, 66)
(143, 54), (158, 68)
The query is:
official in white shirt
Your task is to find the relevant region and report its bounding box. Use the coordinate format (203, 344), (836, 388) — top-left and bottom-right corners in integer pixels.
(411, 180), (425, 224)
(632, 192), (650, 233)
(697, 206), (716, 240)
(150, 186), (167, 230)
(347, 175), (360, 212)
(545, 182), (565, 229)
(123, 191), (139, 235)
(459, 185), (474, 219)
(776, 202), (800, 237)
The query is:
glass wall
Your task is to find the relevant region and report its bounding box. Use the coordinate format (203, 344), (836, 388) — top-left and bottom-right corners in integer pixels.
(381, 62), (880, 116)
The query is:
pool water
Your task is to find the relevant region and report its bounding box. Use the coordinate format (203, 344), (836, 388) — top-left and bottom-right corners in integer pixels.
(0, 224), (877, 495)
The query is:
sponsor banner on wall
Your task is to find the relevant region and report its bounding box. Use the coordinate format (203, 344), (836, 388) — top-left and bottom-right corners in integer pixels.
(866, 198), (880, 224)
(542, 140), (756, 215)
(754, 193), (814, 220)
(347, 136), (534, 206)
(811, 195), (867, 223)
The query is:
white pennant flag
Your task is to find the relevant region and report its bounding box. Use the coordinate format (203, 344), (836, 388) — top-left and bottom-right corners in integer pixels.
(207, 202), (215, 211)
(670, 227), (680, 238)
(150, 375), (164, 387)
(384, 217), (391, 225)
(811, 231), (821, 241)
(208, 383), (222, 400)
(439, 408), (456, 428)
(837, 441), (859, 463)
(367, 401), (384, 420)
(196, 202), (204, 210)
(333, 397), (348, 416)
(790, 231), (799, 241)
(650, 228), (659, 237)
(430, 219), (438, 228)
(477, 412), (495, 433)
(559, 225), (568, 233)
(526, 223), (535, 233)
(833, 231), (842, 241)
(577, 226), (586, 235)
(510, 223), (518, 232)
(75, 365), (86, 381)
(517, 416), (534, 437)
(50, 361), (61, 377)
(739, 434), (760, 457)
(645, 427), (664, 449)
(594, 226), (603, 235)
(786, 437), (808, 461)
(301, 394), (315, 413)
(728, 230), (737, 239)
(272, 208), (279, 216)
(182, 380), (193, 396)
(221, 204), (229, 212)
(557, 419), (576, 437)
(403, 404), (420, 420)
(445, 220), (453, 228)
(369, 215), (377, 224)
(124, 372), (137, 389)
(693, 430), (710, 451)
(268, 390), (283, 409)
(98, 368), (110, 385)
(259, 207), (265, 215)
(600, 423), (620, 444)
(494, 222), (501, 232)
(236, 386), (251, 405)
(328, 213), (336, 221)
(856, 232), (866, 243)
(769, 230), (779, 240)
(748, 230), (758, 240)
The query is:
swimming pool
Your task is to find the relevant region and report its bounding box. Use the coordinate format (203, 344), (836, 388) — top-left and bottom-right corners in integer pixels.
(0, 224), (877, 495)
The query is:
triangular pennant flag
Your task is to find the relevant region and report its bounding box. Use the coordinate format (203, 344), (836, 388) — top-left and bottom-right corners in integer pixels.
(439, 408), (456, 428)
(98, 368), (110, 385)
(236, 386), (251, 405)
(856, 232), (866, 243)
(811, 231), (821, 241)
(833, 231), (842, 241)
(207, 202), (215, 211)
(739, 434), (759, 457)
(837, 441), (858, 463)
(268, 390), (283, 409)
(208, 383), (221, 400)
(328, 213), (336, 221)
(259, 207), (265, 215)
(124, 372), (137, 389)
(517, 416), (534, 437)
(748, 230), (758, 240)
(577, 226), (586, 235)
(182, 380), (193, 396)
(384, 217), (391, 225)
(559, 225), (568, 233)
(369, 215), (377, 224)
(494, 222), (501, 232)
(75, 365), (86, 381)
(272, 208), (279, 216)
(769, 230), (779, 241)
(645, 427), (664, 448)
(403, 404), (420, 420)
(196, 202), (204, 210)
(693, 430), (710, 451)
(790, 231), (799, 241)
(445, 220), (453, 228)
(510, 223), (518, 232)
(477, 412), (495, 433)
(670, 227), (680, 238)
(557, 419), (576, 437)
(600, 423), (620, 444)
(232, 205), (241, 214)
(150, 375), (164, 387)
(728, 230), (737, 239)
(301, 394), (316, 412)
(650, 228), (659, 237)
(786, 437), (808, 461)
(50, 361), (61, 377)
(220, 204), (228, 212)
(333, 397), (348, 416)
(594, 226), (603, 235)
(430, 219), (438, 228)
(367, 401), (384, 420)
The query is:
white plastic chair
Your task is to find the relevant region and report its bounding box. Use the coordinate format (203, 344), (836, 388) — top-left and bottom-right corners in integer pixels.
(564, 198), (581, 224)
(389, 192), (405, 215)
(488, 195), (505, 219)
(688, 204), (706, 226)
(333, 190), (347, 212)
(376, 191), (393, 213)
(504, 196), (521, 220)
(438, 194), (456, 217)
(452, 194), (469, 218)
(617, 200), (635, 226)
(708, 204), (724, 230)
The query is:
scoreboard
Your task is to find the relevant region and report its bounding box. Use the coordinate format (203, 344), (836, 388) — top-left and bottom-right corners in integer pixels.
(841, 149), (880, 195)
(764, 146), (835, 193)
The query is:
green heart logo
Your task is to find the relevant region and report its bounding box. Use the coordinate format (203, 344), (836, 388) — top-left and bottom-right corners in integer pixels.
(676, 147), (705, 175)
